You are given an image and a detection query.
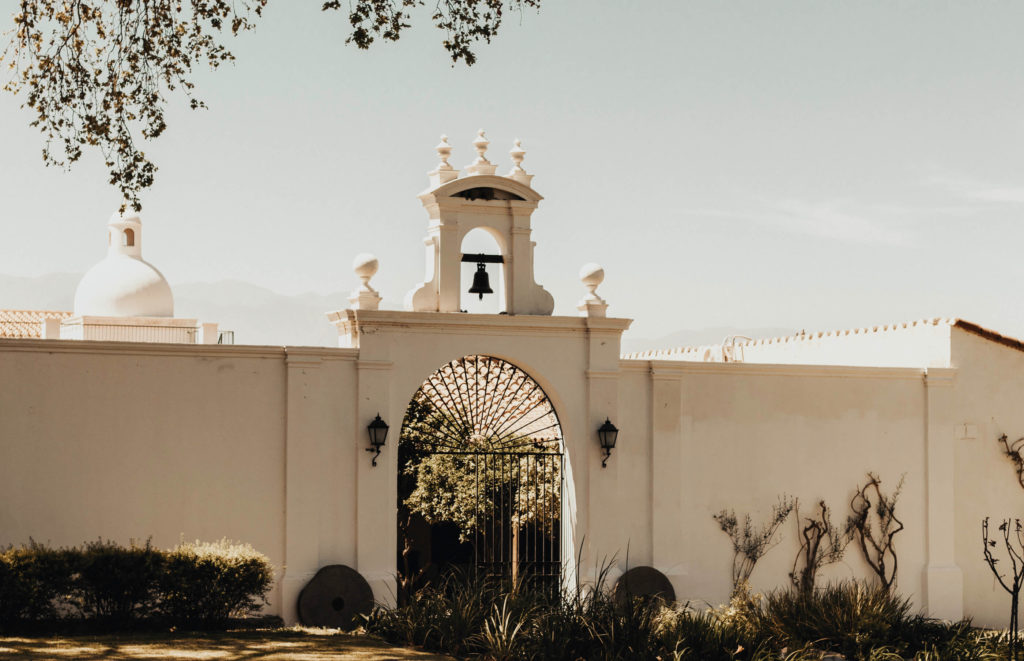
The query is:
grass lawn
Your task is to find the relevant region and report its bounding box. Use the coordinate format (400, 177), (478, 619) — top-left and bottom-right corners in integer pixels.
(0, 628), (455, 660)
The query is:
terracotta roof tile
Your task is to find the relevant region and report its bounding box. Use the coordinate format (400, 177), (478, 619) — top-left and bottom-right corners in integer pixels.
(621, 317), (956, 360)
(0, 309), (72, 338)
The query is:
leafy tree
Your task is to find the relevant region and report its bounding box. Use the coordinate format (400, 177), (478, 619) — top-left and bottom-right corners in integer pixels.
(713, 495), (795, 595)
(789, 499), (849, 595)
(982, 517), (1024, 660)
(405, 451), (559, 543)
(845, 472), (904, 592)
(2, 0), (542, 210)
(398, 391), (559, 588)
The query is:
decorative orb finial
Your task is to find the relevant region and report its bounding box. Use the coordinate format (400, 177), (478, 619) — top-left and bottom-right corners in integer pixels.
(435, 135), (453, 171)
(509, 138), (526, 172)
(579, 262), (605, 292)
(577, 262), (608, 318)
(505, 137), (534, 185)
(349, 253), (382, 311)
(473, 129), (490, 159)
(353, 253), (379, 282)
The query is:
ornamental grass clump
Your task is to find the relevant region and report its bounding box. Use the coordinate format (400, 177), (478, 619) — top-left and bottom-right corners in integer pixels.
(365, 570), (1013, 660)
(652, 603), (765, 661)
(756, 581), (1001, 660)
(758, 581), (915, 658)
(158, 538), (274, 627)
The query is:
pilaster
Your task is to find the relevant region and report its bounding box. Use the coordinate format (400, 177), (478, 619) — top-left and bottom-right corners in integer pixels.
(923, 367), (963, 620)
(650, 368), (684, 589)
(281, 352), (323, 624)
(437, 223), (462, 312)
(354, 355), (398, 605)
(582, 318), (624, 584)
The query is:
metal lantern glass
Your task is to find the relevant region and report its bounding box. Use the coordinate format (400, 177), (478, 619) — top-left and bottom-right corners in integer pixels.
(366, 414), (389, 466)
(597, 418), (618, 468)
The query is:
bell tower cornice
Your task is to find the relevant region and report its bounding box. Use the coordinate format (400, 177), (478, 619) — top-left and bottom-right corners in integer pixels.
(405, 131), (554, 316)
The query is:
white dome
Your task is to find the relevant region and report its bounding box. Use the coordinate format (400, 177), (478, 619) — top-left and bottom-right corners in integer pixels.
(74, 254), (174, 317)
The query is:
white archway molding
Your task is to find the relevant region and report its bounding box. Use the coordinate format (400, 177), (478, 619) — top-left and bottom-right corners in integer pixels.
(333, 308), (631, 607)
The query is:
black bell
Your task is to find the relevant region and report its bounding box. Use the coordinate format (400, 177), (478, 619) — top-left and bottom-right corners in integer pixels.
(468, 262), (493, 299)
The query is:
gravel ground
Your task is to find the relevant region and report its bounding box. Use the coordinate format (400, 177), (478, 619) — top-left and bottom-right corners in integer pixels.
(0, 629), (454, 660)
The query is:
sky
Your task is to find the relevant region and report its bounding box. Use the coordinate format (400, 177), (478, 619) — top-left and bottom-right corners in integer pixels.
(1, 1), (1024, 341)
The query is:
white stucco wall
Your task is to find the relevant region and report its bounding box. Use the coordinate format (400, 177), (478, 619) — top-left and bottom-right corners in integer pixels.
(3, 319), (1023, 628)
(948, 327), (1024, 627)
(611, 360), (929, 612)
(0, 339), (360, 618)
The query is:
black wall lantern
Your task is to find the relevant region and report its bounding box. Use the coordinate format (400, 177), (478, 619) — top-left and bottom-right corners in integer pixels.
(366, 414), (389, 466)
(597, 418), (618, 468)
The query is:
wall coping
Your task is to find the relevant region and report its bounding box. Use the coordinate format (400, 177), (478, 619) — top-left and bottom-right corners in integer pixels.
(328, 309), (633, 336)
(620, 358), (934, 380)
(0, 337), (360, 361)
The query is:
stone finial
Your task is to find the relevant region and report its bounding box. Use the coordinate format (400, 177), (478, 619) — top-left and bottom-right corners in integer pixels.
(349, 253), (382, 311)
(509, 138), (525, 169)
(577, 262), (608, 318)
(506, 138), (534, 187)
(465, 129), (498, 176)
(436, 135), (453, 168)
(429, 134), (459, 186)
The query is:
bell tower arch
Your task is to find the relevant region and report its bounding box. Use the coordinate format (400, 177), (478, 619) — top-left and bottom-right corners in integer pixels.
(404, 131), (555, 315)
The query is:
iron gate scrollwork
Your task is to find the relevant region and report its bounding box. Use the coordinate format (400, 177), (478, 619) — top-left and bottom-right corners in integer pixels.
(399, 356), (563, 595)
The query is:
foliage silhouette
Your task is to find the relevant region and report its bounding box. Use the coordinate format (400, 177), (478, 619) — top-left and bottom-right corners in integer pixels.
(2, 0), (542, 209)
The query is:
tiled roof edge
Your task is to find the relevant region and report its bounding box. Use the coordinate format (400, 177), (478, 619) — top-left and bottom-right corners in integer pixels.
(621, 317), (956, 360)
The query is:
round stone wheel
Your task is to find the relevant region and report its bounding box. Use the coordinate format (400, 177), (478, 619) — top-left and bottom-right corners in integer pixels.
(613, 566), (676, 607)
(297, 565), (374, 629)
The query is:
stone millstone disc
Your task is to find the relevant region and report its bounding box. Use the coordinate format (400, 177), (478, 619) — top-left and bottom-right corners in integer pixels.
(613, 566), (676, 608)
(297, 565), (374, 629)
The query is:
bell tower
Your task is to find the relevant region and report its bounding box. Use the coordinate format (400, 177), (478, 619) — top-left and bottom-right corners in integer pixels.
(404, 131), (555, 315)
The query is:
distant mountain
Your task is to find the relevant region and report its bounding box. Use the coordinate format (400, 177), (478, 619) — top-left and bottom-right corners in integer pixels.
(0, 273), (794, 351)
(174, 280), (346, 347)
(0, 273), (347, 347)
(0, 273), (79, 311)
(620, 326), (796, 355)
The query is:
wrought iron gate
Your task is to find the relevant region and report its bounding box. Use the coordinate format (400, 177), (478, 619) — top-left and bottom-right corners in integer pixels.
(399, 356), (564, 593)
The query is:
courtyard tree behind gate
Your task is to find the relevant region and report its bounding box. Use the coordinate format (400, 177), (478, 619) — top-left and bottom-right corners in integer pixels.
(397, 356), (562, 597)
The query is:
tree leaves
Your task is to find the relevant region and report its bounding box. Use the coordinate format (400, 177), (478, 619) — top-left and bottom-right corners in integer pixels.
(3, 0), (267, 210)
(2, 0), (541, 210)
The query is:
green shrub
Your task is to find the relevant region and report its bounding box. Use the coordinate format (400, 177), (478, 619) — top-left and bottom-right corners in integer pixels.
(654, 604), (761, 661)
(70, 539), (164, 623)
(157, 538), (274, 627)
(0, 541), (74, 628)
(0, 538), (273, 631)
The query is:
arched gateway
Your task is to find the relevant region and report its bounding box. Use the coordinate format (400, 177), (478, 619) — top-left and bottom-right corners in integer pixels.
(324, 131), (632, 618)
(397, 355), (564, 596)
